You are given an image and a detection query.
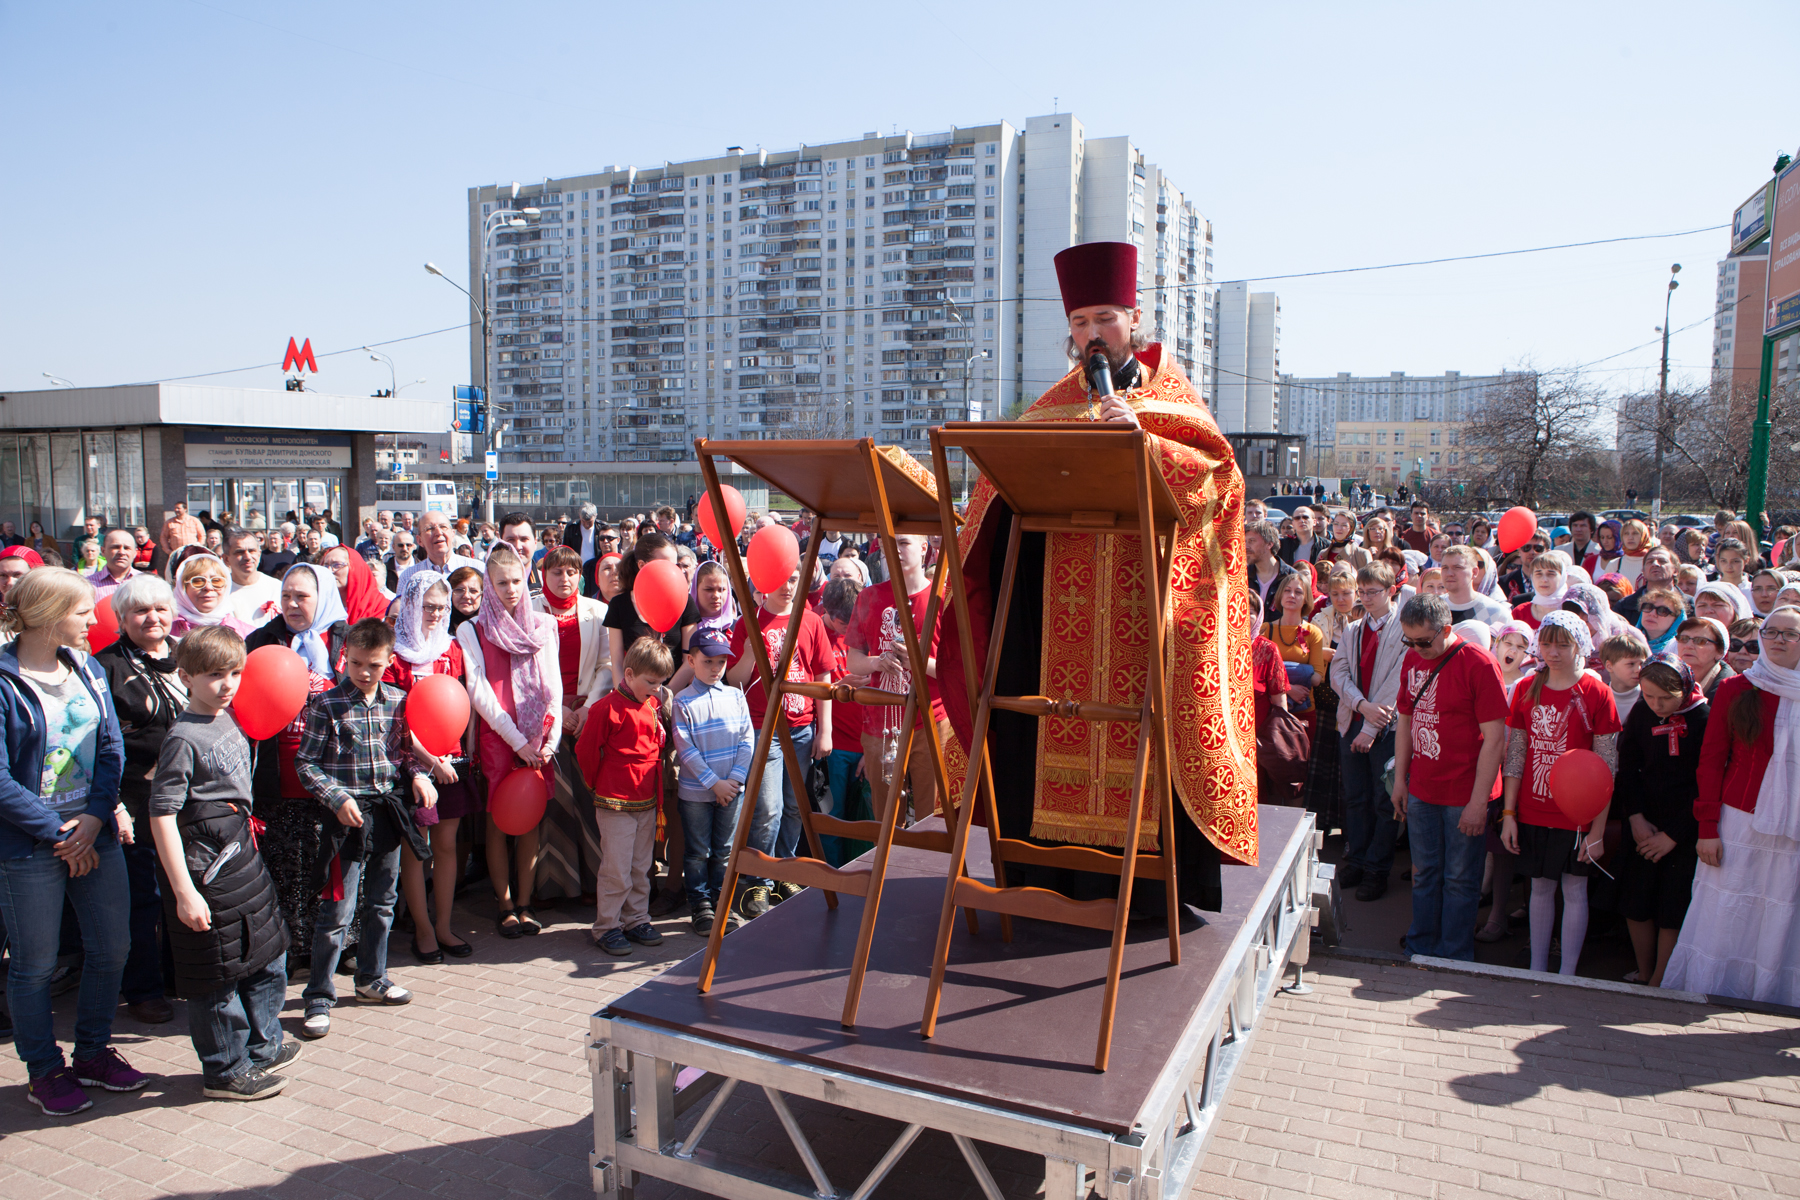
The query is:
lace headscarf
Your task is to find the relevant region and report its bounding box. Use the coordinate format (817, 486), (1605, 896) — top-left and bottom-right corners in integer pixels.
(393, 570), (453, 668)
(281, 562), (348, 677)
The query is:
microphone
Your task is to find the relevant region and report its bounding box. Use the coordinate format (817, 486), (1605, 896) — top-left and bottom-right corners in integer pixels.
(1085, 339), (1114, 409)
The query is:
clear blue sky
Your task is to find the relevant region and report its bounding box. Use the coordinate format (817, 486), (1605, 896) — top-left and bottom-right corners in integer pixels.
(3, 1), (1794, 407)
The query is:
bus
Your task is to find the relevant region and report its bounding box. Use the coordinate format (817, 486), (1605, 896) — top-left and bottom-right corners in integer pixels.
(376, 479), (459, 520)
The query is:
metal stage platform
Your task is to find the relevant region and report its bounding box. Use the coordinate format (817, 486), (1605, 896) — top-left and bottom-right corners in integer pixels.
(588, 805), (1319, 1200)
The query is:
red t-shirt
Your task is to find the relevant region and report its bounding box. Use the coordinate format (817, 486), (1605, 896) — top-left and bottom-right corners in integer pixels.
(729, 605), (834, 728)
(1510, 600), (1551, 631)
(823, 623), (864, 748)
(848, 581), (943, 728)
(1396, 638), (1509, 806)
(1505, 672), (1621, 830)
(1251, 637), (1289, 729)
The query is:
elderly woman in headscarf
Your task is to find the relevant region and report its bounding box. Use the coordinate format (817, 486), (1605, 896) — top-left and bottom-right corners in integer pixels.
(245, 563), (350, 970)
(170, 553), (257, 638)
(384, 570), (475, 963)
(1694, 580), (1753, 628)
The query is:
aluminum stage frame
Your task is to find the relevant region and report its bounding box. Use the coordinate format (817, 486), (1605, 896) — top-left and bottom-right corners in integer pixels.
(588, 805), (1318, 1200)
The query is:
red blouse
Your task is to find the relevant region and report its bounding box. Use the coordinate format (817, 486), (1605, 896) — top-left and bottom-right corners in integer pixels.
(1694, 673), (1780, 839)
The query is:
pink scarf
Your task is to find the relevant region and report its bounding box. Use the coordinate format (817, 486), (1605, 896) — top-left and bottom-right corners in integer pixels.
(474, 578), (556, 751)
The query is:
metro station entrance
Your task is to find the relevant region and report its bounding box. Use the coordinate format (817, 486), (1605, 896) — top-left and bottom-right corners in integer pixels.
(185, 475), (345, 531)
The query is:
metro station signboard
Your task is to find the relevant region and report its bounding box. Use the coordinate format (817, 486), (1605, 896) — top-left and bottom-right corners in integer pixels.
(185, 431), (352, 472)
(1766, 159), (1800, 336)
(1733, 179), (1776, 255)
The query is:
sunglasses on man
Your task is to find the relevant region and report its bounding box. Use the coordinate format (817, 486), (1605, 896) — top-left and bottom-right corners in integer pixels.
(1400, 634), (1440, 649)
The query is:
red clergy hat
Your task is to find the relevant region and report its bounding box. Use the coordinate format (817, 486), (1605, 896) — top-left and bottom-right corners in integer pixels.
(1053, 241), (1138, 315)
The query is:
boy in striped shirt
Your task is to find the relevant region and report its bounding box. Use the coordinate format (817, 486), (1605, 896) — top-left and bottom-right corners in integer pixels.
(671, 629), (754, 935)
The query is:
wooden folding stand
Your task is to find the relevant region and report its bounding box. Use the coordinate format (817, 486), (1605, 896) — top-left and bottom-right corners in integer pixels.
(922, 422), (1188, 1072)
(692, 437), (964, 1029)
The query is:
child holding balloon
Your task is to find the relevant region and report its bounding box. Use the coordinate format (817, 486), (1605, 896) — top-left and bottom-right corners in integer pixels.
(1499, 612), (1622, 976)
(386, 571), (473, 963)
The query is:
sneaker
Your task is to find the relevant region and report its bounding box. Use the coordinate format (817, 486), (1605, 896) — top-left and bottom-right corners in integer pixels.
(691, 902), (716, 937)
(300, 1008), (332, 1039)
(258, 1041), (303, 1072)
(648, 888), (689, 918)
(772, 881), (803, 903)
(203, 1068), (287, 1101)
(28, 1067), (91, 1116)
(1354, 875), (1389, 902)
(72, 1047), (150, 1093)
(596, 928), (632, 956)
(355, 979), (412, 1005)
(738, 885), (772, 920)
(622, 922), (663, 947)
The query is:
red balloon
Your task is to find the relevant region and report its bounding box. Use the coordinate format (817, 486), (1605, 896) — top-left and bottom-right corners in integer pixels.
(1550, 749), (1613, 828)
(407, 674), (471, 758)
(87, 601), (120, 653)
(489, 768), (548, 836)
(634, 558), (688, 634)
(746, 524), (800, 593)
(698, 485), (747, 552)
(234, 645), (312, 740)
(1496, 506), (1539, 555)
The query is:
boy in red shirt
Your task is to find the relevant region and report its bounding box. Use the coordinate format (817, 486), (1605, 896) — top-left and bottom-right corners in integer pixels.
(576, 636), (675, 956)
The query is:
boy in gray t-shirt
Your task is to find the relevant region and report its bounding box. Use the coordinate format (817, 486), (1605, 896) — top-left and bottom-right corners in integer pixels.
(147, 627), (295, 1102)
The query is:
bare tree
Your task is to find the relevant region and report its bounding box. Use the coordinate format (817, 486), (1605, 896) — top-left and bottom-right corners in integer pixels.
(1617, 377), (1800, 513)
(1461, 367), (1609, 509)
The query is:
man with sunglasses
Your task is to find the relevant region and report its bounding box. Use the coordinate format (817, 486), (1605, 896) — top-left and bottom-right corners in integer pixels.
(1388, 593), (1508, 960)
(1498, 535), (1549, 604)
(1328, 561), (1411, 901)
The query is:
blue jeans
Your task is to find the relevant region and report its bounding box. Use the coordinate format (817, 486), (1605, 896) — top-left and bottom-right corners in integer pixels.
(679, 791), (742, 907)
(1339, 723), (1398, 878)
(189, 956), (288, 1084)
(1403, 796), (1488, 961)
(745, 722), (813, 886)
(302, 805), (402, 1008)
(822, 748), (869, 867)
(0, 841), (130, 1079)
(120, 838), (168, 1003)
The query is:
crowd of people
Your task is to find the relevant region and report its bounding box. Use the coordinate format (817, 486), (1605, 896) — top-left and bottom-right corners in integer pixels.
(0, 497), (914, 1116)
(1249, 499), (1800, 1005)
(2, 489), (1797, 1117)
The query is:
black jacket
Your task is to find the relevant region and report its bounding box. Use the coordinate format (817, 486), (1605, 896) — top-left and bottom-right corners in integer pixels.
(244, 615), (349, 799)
(94, 638), (186, 822)
(1615, 698), (1708, 844)
(164, 798), (289, 996)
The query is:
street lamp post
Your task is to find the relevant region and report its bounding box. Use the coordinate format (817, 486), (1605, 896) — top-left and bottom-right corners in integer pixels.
(1651, 262), (1681, 522)
(427, 190), (539, 523)
(944, 301), (988, 501)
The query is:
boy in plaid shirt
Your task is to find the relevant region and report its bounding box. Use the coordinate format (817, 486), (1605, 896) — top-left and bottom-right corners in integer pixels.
(576, 636), (674, 956)
(296, 619), (438, 1038)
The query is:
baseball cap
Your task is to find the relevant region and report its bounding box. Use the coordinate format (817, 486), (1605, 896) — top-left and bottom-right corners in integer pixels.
(689, 629), (732, 657)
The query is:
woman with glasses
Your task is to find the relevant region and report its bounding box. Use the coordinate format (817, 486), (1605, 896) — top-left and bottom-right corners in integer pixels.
(1635, 586), (1687, 657)
(170, 554), (256, 639)
(1726, 619), (1761, 675)
(1663, 605), (1800, 1005)
(1674, 618), (1736, 702)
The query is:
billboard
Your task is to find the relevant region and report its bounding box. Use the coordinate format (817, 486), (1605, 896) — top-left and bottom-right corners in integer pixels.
(1767, 160), (1800, 337)
(185, 431), (351, 472)
(1733, 180), (1775, 254)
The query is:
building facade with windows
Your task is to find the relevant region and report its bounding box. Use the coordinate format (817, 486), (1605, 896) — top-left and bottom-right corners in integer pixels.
(1212, 283), (1280, 433)
(464, 113), (1211, 473)
(1278, 370), (1521, 484)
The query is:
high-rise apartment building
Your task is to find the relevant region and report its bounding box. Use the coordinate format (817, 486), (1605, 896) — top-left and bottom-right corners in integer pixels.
(465, 114), (1211, 468)
(1278, 370), (1521, 483)
(1211, 283), (1280, 433)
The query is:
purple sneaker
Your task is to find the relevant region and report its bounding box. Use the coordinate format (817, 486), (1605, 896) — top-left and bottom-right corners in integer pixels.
(28, 1067), (93, 1116)
(72, 1047), (150, 1093)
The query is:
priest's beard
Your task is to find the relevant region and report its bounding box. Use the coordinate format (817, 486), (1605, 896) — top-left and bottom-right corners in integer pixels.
(1085, 336), (1133, 371)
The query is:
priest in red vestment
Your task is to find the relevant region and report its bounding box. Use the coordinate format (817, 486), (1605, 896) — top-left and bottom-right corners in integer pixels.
(938, 241), (1257, 909)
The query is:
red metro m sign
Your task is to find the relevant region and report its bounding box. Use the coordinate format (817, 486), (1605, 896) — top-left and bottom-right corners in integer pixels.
(282, 337), (319, 373)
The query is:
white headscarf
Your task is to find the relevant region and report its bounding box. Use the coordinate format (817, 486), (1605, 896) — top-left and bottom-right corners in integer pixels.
(281, 562), (348, 677)
(1529, 553), (1571, 607)
(393, 570), (453, 668)
(1531, 609), (1594, 663)
(1693, 581), (1752, 623)
(173, 554), (234, 628)
(1743, 607), (1800, 841)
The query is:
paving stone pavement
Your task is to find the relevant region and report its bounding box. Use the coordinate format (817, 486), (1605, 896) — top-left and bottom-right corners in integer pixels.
(1, 894), (1798, 1199)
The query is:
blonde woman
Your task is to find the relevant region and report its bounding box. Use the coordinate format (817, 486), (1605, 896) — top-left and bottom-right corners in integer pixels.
(1616, 520), (1656, 587)
(0, 568), (149, 1114)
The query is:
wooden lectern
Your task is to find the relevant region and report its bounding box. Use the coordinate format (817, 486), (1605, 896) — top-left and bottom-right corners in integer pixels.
(692, 437), (963, 1030)
(921, 422), (1187, 1073)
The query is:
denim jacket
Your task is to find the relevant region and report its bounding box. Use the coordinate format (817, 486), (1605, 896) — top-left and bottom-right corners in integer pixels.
(0, 644), (126, 860)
